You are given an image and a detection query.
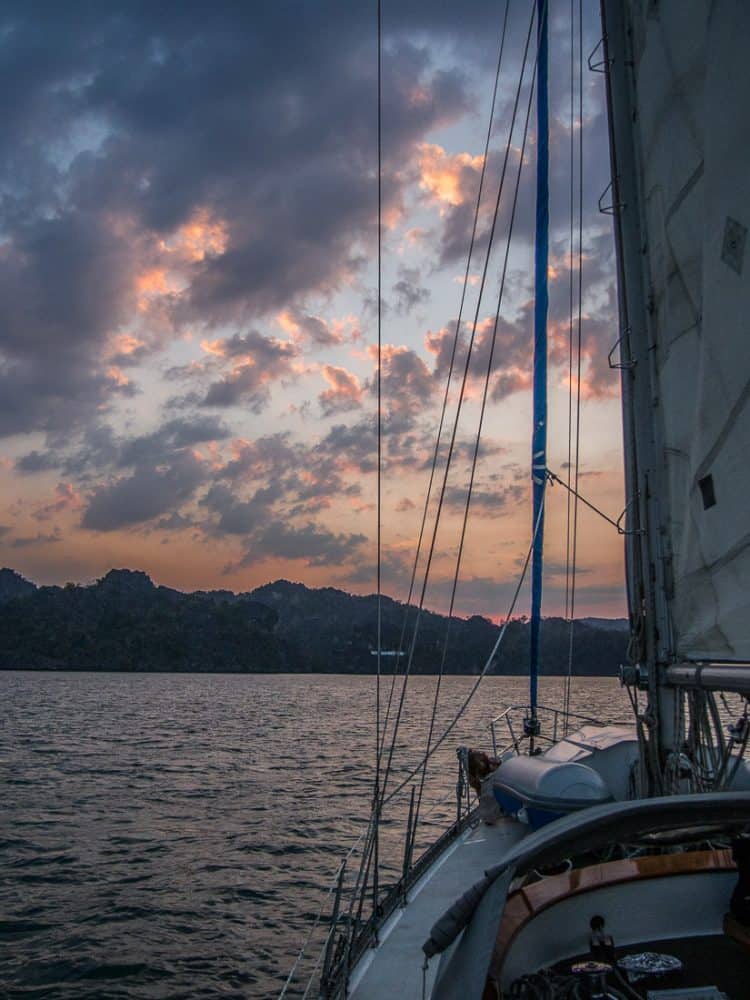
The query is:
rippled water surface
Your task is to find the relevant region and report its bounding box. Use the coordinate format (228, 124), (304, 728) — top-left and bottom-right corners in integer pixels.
(1, 671), (630, 998)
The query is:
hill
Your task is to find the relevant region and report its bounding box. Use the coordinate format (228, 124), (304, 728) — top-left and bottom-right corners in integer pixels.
(0, 568), (628, 675)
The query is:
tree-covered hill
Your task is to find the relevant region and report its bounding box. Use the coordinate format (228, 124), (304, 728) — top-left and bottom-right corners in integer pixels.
(0, 568), (628, 675)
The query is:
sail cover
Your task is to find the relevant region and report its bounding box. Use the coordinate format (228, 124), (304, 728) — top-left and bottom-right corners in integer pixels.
(625, 0), (750, 660)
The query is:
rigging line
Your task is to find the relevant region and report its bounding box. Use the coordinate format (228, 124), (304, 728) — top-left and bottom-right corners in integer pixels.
(564, 0), (574, 625)
(377, 0), (511, 768)
(563, 0), (577, 728)
(563, 0), (575, 725)
(411, 25), (540, 836)
(278, 856), (348, 999)
(299, 776), (461, 1000)
(565, 0), (584, 723)
(377, 0), (539, 812)
(546, 468), (620, 531)
(361, 0), (515, 924)
(373, 0), (383, 920)
(382, 494), (545, 810)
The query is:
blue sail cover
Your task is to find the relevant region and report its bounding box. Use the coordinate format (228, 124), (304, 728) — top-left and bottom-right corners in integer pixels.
(529, 0), (548, 713)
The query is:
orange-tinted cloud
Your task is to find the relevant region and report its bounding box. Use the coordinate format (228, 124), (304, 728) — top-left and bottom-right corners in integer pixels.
(276, 308), (346, 347)
(159, 208), (228, 263)
(418, 142), (483, 210)
(106, 334), (147, 362)
(319, 364), (363, 415)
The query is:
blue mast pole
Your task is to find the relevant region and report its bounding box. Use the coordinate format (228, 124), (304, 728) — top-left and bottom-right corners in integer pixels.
(529, 0), (548, 741)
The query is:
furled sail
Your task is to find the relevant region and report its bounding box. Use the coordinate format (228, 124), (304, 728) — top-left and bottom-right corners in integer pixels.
(619, 0), (750, 661)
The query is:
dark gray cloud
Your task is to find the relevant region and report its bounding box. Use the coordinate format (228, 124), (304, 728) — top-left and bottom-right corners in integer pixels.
(162, 331), (301, 411)
(377, 345), (437, 431)
(218, 433), (300, 483)
(443, 481), (524, 517)
(17, 415), (229, 480)
(233, 521), (367, 570)
(392, 267), (430, 315)
(314, 420), (378, 476)
(10, 530), (62, 548)
(118, 416), (231, 467)
(16, 450), (60, 474)
(201, 482), (281, 536)
(154, 511), (196, 532)
(285, 310), (345, 348)
(82, 449), (208, 531)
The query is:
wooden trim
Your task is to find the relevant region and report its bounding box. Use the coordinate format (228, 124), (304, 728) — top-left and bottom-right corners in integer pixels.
(492, 848), (735, 977)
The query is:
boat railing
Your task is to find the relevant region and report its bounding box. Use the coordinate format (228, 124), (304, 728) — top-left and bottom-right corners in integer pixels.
(488, 702), (632, 758)
(281, 767), (476, 999)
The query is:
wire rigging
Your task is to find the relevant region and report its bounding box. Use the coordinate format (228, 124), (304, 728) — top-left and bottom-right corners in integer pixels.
(383, 495), (545, 810)
(377, 0), (539, 815)
(411, 19), (542, 838)
(355, 1), (538, 924)
(563, 0), (584, 728)
(376, 0), (512, 771)
(373, 0), (383, 920)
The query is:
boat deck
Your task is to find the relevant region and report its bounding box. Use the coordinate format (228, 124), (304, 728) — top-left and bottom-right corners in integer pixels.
(348, 816), (527, 999)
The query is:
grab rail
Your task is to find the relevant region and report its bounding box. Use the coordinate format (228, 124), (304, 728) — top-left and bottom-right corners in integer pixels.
(488, 702), (631, 757)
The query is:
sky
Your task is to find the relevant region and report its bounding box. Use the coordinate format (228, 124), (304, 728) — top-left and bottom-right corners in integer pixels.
(0, 0), (627, 620)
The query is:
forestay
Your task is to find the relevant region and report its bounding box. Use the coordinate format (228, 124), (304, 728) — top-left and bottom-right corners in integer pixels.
(626, 0), (750, 660)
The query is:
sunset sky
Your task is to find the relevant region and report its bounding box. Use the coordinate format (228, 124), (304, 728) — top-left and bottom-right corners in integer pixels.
(0, 1), (627, 620)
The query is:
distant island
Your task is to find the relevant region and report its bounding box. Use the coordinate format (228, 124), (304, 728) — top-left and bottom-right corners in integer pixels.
(0, 567), (628, 676)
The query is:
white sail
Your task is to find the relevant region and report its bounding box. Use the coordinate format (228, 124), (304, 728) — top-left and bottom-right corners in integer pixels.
(626, 0), (750, 660)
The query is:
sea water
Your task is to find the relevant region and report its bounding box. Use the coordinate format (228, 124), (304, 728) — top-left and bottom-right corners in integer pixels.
(1, 671), (630, 998)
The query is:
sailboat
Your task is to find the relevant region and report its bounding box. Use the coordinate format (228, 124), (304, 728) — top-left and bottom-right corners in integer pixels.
(281, 1), (750, 997)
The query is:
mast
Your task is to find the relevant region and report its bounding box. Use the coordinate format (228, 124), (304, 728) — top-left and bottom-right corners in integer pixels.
(528, 0), (548, 742)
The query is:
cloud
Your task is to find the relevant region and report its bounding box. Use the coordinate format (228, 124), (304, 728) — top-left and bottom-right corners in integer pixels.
(319, 365), (364, 416)
(392, 266), (430, 315)
(118, 416), (231, 468)
(371, 343), (437, 430)
(201, 482), (281, 536)
(0, 2), (476, 444)
(425, 313), (533, 402)
(218, 433), (301, 483)
(253, 521), (367, 567)
(199, 331), (299, 409)
(443, 481), (524, 517)
(10, 530), (62, 549)
(417, 142), (484, 209)
(82, 449), (208, 531)
(277, 309), (346, 348)
(16, 450), (60, 474)
(227, 520), (367, 571)
(314, 421), (378, 476)
(32, 482), (84, 522)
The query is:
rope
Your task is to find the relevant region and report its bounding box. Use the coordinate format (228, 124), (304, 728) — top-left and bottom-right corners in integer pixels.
(546, 469), (622, 531)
